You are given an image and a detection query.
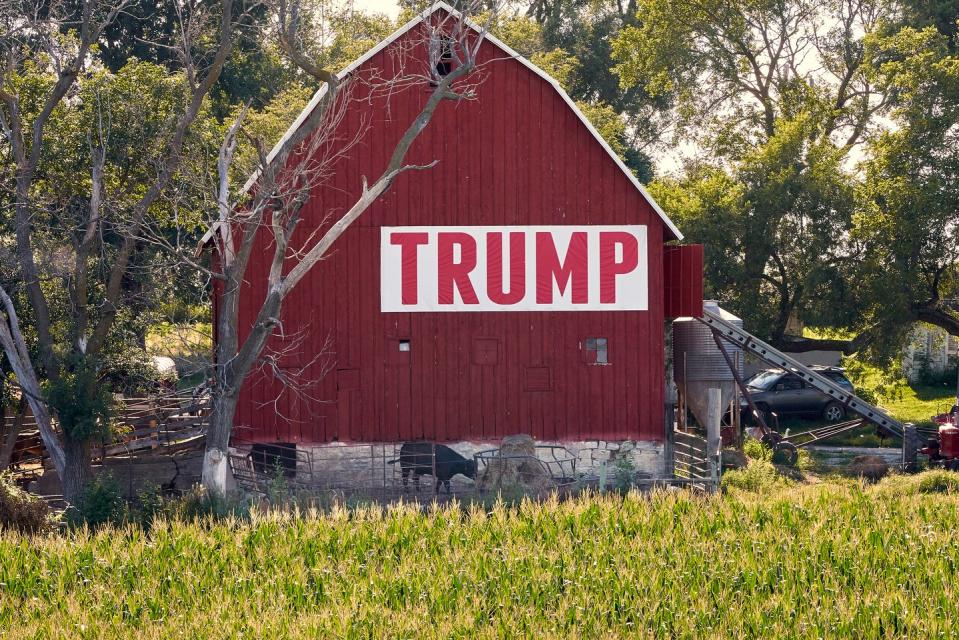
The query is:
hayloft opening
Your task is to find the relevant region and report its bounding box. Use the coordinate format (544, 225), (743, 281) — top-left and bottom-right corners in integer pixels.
(431, 36), (455, 84)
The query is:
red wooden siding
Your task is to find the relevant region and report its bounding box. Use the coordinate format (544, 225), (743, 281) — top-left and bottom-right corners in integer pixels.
(227, 13), (683, 444)
(663, 244), (704, 319)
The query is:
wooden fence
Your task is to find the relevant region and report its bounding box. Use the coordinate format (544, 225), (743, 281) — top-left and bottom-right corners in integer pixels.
(1, 389), (210, 484)
(673, 430), (718, 491)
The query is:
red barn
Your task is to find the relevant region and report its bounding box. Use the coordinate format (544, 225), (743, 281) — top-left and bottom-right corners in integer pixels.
(225, 3), (702, 465)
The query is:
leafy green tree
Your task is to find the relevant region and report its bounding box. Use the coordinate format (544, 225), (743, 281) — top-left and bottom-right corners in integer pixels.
(845, 23), (959, 361)
(902, 0), (959, 48)
(613, 0), (905, 350)
(0, 0), (237, 503)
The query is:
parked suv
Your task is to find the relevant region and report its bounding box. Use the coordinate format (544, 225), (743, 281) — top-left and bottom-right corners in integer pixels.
(742, 366), (855, 424)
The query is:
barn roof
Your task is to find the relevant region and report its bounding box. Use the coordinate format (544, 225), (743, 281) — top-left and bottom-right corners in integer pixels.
(237, 1), (683, 241)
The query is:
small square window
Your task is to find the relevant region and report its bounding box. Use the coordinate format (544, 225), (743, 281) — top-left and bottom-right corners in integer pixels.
(398, 339), (411, 352)
(583, 338), (608, 364)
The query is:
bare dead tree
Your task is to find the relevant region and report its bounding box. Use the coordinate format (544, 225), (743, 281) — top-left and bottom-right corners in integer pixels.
(0, 0), (243, 504)
(166, 2), (495, 491)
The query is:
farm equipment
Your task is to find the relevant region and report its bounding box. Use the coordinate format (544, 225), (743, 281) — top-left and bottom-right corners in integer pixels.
(920, 405), (959, 470)
(753, 419), (880, 464)
(697, 307), (907, 464)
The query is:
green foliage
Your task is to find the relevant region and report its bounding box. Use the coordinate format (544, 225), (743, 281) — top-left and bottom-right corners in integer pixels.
(614, 0), (959, 354)
(8, 480), (959, 636)
(742, 437), (770, 462)
(609, 456), (637, 493)
(230, 85), (314, 179)
(267, 461), (291, 505)
(174, 486), (252, 522)
(44, 359), (115, 443)
(575, 100), (630, 158)
(917, 470), (959, 494)
(876, 469), (959, 495)
(646, 116), (856, 340)
(721, 458), (788, 492)
(71, 474), (125, 528)
(529, 48), (578, 90)
(840, 355), (907, 405)
(0, 474), (53, 534)
(134, 483), (167, 529)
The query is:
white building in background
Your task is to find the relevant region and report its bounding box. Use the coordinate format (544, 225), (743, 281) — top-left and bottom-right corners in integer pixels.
(903, 324), (959, 382)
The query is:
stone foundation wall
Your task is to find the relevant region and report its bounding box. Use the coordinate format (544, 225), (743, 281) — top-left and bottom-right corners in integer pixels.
(230, 438), (666, 494)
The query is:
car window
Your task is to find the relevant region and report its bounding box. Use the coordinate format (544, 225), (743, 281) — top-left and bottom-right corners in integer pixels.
(825, 373), (853, 388)
(781, 376), (803, 390)
(746, 370), (783, 390)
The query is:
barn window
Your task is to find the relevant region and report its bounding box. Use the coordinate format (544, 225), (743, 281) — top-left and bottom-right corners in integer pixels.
(398, 339), (411, 352)
(583, 338), (609, 365)
(430, 34), (455, 84)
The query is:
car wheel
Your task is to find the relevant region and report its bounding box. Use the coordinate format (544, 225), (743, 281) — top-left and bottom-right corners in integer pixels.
(822, 401), (845, 423)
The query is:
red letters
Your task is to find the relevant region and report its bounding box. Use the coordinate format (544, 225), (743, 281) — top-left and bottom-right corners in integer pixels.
(599, 231), (639, 303)
(486, 232), (526, 305)
(385, 226), (645, 310)
(390, 232), (429, 304)
(437, 232), (479, 304)
(535, 232), (588, 304)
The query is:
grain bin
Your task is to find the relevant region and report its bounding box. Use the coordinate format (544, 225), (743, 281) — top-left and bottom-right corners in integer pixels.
(673, 301), (742, 428)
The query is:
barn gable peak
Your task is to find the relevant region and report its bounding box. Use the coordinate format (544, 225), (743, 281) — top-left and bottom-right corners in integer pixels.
(246, 1), (683, 240)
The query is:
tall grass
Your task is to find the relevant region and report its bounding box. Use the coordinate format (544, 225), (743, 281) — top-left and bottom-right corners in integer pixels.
(2, 477), (959, 638)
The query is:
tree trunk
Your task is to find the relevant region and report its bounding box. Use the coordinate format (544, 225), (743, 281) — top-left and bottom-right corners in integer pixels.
(61, 437), (93, 507)
(202, 390), (239, 494)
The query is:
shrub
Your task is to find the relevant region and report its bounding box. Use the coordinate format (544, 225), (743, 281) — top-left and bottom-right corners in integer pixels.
(0, 474), (53, 534)
(611, 456), (637, 493)
(71, 474), (125, 527)
(721, 459), (788, 493)
(742, 437), (771, 462)
(173, 486), (252, 521)
(916, 470), (959, 494)
(134, 482), (173, 528)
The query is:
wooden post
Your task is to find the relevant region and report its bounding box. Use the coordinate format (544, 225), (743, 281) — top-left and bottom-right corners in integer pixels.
(664, 402), (675, 478)
(706, 387), (723, 492)
(902, 423), (918, 472)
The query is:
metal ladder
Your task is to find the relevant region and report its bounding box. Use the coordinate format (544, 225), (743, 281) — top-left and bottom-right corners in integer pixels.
(699, 307), (905, 439)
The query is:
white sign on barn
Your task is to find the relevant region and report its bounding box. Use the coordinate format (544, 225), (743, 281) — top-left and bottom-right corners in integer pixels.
(381, 225), (648, 312)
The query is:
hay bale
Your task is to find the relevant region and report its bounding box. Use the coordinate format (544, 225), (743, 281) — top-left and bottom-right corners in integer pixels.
(501, 434), (537, 457)
(848, 455), (889, 482)
(477, 434), (553, 494)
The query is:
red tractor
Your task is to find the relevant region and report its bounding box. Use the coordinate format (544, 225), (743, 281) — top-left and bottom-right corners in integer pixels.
(920, 405), (959, 470)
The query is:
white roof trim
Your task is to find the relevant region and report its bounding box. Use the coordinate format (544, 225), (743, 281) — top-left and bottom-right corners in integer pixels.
(233, 0), (683, 240)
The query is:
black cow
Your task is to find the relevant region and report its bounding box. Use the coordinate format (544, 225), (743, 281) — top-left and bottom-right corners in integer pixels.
(388, 442), (477, 494)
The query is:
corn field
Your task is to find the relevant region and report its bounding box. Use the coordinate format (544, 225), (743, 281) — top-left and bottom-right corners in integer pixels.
(2, 475), (959, 638)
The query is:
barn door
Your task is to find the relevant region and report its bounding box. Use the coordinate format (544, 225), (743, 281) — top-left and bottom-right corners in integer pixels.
(336, 368), (359, 440)
(385, 329), (414, 441)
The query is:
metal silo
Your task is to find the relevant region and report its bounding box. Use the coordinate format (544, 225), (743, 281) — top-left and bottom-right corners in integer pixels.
(673, 301), (742, 429)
